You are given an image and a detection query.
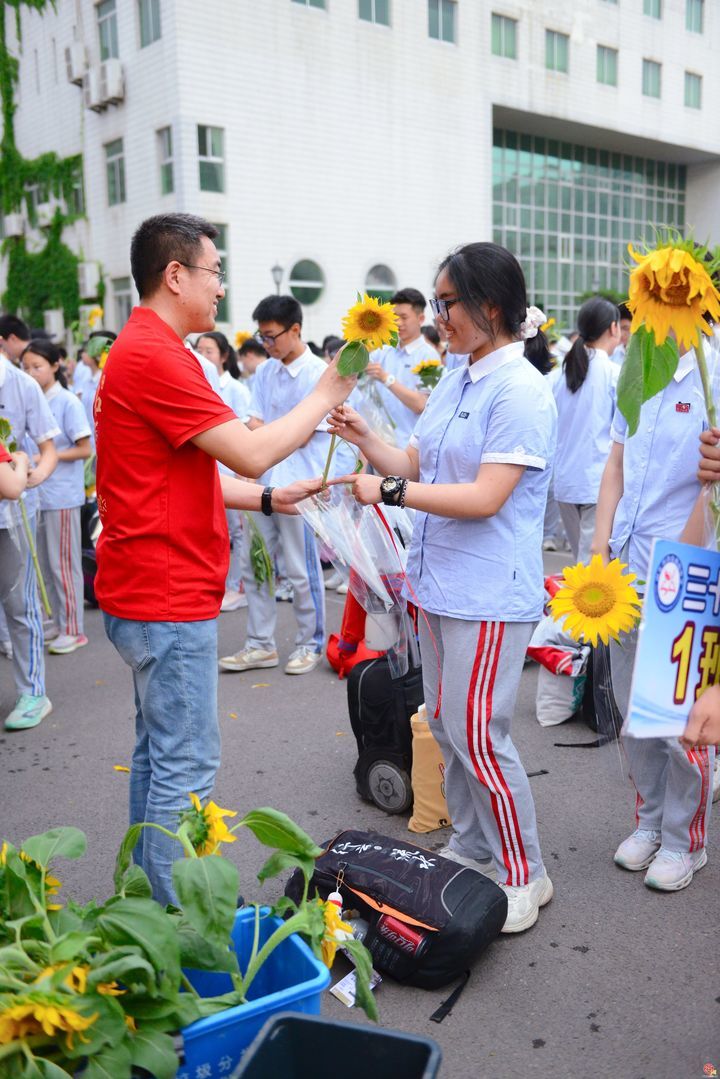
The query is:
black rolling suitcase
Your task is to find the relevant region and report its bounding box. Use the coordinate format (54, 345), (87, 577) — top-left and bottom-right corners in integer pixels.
(347, 657), (424, 815)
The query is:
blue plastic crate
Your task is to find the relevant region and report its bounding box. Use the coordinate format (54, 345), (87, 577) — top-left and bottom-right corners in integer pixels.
(177, 907), (330, 1079)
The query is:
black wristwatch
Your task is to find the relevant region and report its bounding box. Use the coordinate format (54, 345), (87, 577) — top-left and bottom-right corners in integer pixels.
(380, 475), (406, 507)
(261, 486), (274, 516)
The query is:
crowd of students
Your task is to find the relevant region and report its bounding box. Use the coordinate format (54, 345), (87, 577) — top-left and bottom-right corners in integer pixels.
(2, 223), (719, 924)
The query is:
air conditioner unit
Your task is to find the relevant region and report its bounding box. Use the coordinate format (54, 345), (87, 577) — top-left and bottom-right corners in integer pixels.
(83, 67), (104, 112)
(36, 200), (61, 228)
(78, 262), (101, 299)
(44, 309), (65, 340)
(65, 42), (87, 86)
(99, 59), (125, 106)
(2, 213), (24, 238)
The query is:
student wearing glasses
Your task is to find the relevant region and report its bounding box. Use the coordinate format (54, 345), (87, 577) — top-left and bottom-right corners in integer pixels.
(328, 242), (557, 933)
(219, 294), (334, 678)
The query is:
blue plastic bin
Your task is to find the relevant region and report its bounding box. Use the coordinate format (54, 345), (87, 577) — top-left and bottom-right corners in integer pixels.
(177, 908), (330, 1079)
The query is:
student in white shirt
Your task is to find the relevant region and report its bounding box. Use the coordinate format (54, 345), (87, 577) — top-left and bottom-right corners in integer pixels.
(22, 340), (92, 655)
(329, 242), (558, 933)
(552, 297), (620, 562)
(365, 288), (440, 445)
(609, 303), (632, 366)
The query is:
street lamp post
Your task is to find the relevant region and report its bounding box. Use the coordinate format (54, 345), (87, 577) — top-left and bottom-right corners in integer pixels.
(271, 264), (283, 295)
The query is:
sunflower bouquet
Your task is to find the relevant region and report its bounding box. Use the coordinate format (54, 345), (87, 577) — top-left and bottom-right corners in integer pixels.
(0, 803), (376, 1078)
(411, 356), (443, 390)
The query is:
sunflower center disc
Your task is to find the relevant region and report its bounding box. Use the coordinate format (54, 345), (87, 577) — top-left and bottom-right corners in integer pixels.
(650, 272), (690, 307)
(576, 584), (615, 618)
(359, 312), (382, 331)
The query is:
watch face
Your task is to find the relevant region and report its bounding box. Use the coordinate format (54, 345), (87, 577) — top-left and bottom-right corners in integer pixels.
(380, 477), (400, 497)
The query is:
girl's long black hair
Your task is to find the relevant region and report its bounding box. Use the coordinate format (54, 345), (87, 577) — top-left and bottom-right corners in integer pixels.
(563, 296), (620, 393)
(196, 331), (241, 379)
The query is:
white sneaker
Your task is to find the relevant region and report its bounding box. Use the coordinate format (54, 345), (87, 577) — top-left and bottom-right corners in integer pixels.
(500, 870), (553, 933)
(712, 757), (720, 804)
(437, 844), (497, 881)
(336, 582), (349, 595)
(324, 570), (344, 590)
(221, 589), (248, 612)
(284, 647), (322, 675)
(644, 847), (707, 891)
(0, 639), (12, 660)
(48, 634), (88, 655)
(613, 828), (661, 871)
(275, 580), (294, 602)
(218, 646), (279, 672)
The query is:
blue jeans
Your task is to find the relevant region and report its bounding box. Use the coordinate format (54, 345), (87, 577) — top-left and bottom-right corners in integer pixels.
(103, 614), (220, 906)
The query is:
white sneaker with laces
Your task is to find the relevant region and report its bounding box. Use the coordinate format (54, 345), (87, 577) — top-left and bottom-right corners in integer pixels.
(644, 847), (707, 891)
(500, 870), (553, 933)
(218, 647), (279, 672)
(712, 757), (720, 804)
(220, 589), (248, 612)
(284, 647), (322, 675)
(48, 633), (88, 655)
(613, 828), (661, 871)
(437, 844), (497, 881)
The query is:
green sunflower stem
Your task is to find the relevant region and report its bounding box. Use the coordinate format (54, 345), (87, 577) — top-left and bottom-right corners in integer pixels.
(321, 434), (337, 489)
(239, 911), (309, 999)
(14, 497), (52, 619)
(694, 337), (720, 549)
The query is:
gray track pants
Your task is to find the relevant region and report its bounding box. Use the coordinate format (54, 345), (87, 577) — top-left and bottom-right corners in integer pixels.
(0, 518), (46, 697)
(419, 614), (544, 886)
(37, 508), (84, 637)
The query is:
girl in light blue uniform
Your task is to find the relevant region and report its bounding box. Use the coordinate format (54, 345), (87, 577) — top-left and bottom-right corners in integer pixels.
(552, 296), (620, 562)
(329, 243), (558, 933)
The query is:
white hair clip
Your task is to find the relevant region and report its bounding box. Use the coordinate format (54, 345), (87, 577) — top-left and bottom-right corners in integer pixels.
(520, 306), (547, 340)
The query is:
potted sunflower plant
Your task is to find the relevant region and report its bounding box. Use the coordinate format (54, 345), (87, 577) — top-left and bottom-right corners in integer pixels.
(0, 801), (376, 1079)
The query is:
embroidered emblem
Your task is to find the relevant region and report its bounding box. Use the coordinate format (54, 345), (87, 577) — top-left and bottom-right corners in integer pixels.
(458, 411), (470, 419)
(675, 402), (690, 413)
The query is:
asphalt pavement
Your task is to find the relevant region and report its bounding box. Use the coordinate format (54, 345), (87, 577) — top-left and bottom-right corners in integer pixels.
(1, 571), (719, 1079)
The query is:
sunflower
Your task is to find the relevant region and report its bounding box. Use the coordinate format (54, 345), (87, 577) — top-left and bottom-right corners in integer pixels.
(87, 306), (104, 329)
(549, 555), (642, 647)
(182, 792), (237, 856)
(342, 293), (399, 353)
(317, 899), (353, 968)
(410, 357), (442, 375)
(33, 964), (124, 997)
(627, 242), (720, 351)
(234, 330), (253, 348)
(0, 993), (97, 1048)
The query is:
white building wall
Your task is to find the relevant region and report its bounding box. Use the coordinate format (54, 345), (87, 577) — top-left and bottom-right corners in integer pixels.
(2, 0), (719, 341)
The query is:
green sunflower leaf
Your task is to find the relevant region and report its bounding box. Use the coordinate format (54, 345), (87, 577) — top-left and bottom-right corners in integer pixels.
(337, 340), (369, 376)
(616, 325), (679, 436)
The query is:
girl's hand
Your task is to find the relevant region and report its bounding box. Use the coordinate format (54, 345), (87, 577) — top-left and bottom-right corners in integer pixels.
(330, 472), (383, 506)
(11, 451), (28, 472)
(327, 404), (370, 445)
(698, 427), (720, 484)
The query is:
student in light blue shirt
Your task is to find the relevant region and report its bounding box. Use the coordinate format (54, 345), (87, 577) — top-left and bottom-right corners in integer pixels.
(592, 345), (715, 892)
(552, 296), (620, 562)
(22, 340), (91, 656)
(329, 242), (557, 934)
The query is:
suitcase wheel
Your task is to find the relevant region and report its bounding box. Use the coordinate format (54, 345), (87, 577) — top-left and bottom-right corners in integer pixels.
(367, 760), (413, 814)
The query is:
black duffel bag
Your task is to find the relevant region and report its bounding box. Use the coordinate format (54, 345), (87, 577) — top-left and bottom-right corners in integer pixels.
(286, 828), (507, 989)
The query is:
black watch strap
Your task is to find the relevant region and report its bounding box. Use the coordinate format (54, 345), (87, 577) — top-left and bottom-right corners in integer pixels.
(261, 486), (274, 516)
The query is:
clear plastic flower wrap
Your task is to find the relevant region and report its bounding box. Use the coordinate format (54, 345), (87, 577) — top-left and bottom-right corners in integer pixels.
(353, 376), (398, 447)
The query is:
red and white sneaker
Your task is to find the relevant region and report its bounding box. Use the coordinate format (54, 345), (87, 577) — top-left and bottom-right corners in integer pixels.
(48, 634), (89, 655)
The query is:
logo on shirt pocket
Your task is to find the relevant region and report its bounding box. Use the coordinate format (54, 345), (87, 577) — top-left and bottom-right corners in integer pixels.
(458, 411), (470, 419)
(675, 402), (691, 413)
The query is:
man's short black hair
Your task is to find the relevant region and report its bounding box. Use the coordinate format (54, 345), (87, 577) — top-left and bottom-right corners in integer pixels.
(238, 339), (268, 358)
(618, 302), (631, 322)
(252, 295), (303, 329)
(130, 213), (218, 299)
(0, 314), (30, 341)
(391, 287), (426, 313)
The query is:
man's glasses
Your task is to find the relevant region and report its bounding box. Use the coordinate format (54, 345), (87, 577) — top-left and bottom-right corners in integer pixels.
(429, 297), (460, 321)
(178, 262), (226, 287)
(255, 328), (291, 347)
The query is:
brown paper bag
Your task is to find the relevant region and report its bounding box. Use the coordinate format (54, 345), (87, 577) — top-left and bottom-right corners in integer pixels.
(408, 705), (451, 834)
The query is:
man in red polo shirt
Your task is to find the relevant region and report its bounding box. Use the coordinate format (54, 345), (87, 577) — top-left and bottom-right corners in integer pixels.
(95, 213), (353, 904)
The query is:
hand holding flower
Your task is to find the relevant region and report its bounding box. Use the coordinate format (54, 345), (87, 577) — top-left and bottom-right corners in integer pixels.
(327, 404), (371, 446)
(330, 472), (383, 506)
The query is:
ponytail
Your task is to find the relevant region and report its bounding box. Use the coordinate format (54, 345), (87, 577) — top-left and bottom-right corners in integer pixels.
(524, 330), (553, 375)
(563, 296), (621, 393)
(563, 337), (590, 393)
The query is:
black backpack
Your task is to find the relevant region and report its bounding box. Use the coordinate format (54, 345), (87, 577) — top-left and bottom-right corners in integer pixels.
(286, 828), (507, 990)
(347, 658), (425, 814)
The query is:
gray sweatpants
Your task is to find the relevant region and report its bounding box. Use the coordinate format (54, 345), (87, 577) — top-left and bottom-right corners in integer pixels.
(0, 519), (46, 697)
(610, 626), (714, 853)
(420, 614), (544, 886)
(37, 508), (84, 637)
(241, 512), (325, 654)
(557, 502), (597, 564)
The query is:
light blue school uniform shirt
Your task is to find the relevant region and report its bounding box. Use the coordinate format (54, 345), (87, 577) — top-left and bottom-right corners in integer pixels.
(609, 350), (708, 581)
(249, 348), (332, 486)
(82, 370), (101, 444)
(37, 382), (91, 511)
(0, 357), (60, 528)
(552, 348), (618, 504)
(216, 371), (251, 479)
(404, 341), (557, 622)
(443, 352), (469, 372)
(72, 361), (92, 396)
(371, 335), (439, 446)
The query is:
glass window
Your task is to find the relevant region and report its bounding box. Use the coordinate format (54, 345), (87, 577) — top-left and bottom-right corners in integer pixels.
(105, 138), (126, 206)
(429, 0), (455, 42)
(292, 0), (325, 6)
(211, 224), (229, 322)
(686, 0), (703, 32)
(289, 259), (324, 305)
(197, 125), (225, 193)
(113, 277), (133, 328)
(685, 71), (702, 108)
(365, 264), (397, 303)
(138, 0), (161, 46)
(642, 59), (661, 98)
(597, 45), (617, 86)
(644, 0), (661, 16)
(491, 13), (517, 59)
(66, 162), (85, 216)
(97, 0), (119, 61)
(359, 0), (390, 26)
(157, 126), (173, 195)
(545, 30), (569, 73)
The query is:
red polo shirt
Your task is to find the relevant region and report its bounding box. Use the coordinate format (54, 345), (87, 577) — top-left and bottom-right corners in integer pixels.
(94, 307), (235, 621)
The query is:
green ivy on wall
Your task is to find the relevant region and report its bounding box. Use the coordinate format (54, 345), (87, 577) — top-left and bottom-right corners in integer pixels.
(0, 0), (85, 324)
